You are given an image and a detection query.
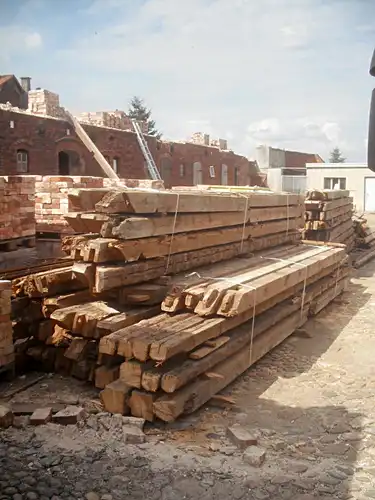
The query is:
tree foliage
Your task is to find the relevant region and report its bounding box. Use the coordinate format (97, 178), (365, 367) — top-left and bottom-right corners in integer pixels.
(128, 96), (162, 139)
(329, 147), (346, 163)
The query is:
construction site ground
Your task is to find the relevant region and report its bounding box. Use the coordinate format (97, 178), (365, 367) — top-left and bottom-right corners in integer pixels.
(2, 254), (375, 499)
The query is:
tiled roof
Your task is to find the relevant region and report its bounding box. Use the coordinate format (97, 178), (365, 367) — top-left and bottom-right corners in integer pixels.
(0, 75), (14, 87)
(285, 150), (324, 168)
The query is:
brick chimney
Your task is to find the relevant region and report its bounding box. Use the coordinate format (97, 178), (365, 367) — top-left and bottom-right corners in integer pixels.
(20, 77), (31, 92)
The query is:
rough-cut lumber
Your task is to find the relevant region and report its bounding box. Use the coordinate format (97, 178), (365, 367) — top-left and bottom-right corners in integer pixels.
(119, 360), (154, 389)
(96, 305), (160, 338)
(95, 365), (120, 389)
(12, 266), (82, 298)
(189, 336), (230, 360)
(153, 308), (308, 422)
(66, 218), (303, 264)
(100, 379), (131, 415)
(92, 232), (302, 293)
(50, 301), (122, 338)
(94, 190), (304, 215)
(158, 268), (349, 393)
(129, 389), (158, 422)
(305, 197), (353, 213)
(99, 206), (303, 240)
(305, 189), (350, 201)
(194, 246), (344, 317)
(162, 244), (304, 313)
(309, 277), (348, 315)
(136, 257), (350, 363)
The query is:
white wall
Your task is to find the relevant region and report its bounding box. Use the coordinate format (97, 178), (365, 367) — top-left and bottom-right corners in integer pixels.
(306, 163), (375, 213)
(255, 145), (285, 171)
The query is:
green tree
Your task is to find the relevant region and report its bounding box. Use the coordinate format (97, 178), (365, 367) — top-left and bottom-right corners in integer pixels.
(329, 147), (346, 163)
(128, 96), (162, 139)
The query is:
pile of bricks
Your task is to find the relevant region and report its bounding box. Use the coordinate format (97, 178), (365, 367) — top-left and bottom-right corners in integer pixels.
(78, 110), (148, 133)
(0, 176), (35, 241)
(0, 280), (14, 372)
(27, 89), (66, 119)
(35, 176), (165, 234)
(35, 176), (104, 234)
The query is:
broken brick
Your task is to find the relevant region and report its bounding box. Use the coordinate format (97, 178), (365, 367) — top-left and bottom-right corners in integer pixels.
(226, 425), (258, 450)
(52, 405), (85, 425)
(30, 407), (53, 425)
(0, 404), (13, 428)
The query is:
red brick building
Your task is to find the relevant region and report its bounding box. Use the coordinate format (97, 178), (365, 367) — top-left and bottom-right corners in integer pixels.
(0, 107), (261, 187)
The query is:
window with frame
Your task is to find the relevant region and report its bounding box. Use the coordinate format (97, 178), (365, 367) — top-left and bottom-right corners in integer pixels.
(209, 165), (216, 178)
(113, 157), (119, 174)
(16, 149), (29, 173)
(179, 164), (185, 177)
(323, 177), (346, 190)
(234, 166), (240, 186)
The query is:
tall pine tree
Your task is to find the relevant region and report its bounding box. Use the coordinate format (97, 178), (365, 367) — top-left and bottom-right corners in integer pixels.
(329, 147), (346, 163)
(128, 96), (162, 139)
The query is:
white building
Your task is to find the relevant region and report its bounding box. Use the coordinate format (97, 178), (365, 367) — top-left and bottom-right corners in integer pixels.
(306, 163), (375, 213)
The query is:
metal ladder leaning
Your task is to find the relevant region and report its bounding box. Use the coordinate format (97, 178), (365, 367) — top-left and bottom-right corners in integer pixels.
(132, 120), (162, 181)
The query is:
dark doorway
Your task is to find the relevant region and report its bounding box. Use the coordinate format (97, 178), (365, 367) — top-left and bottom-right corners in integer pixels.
(58, 151), (70, 175)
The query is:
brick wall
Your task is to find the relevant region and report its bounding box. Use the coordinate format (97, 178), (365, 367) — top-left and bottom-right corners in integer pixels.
(0, 176), (35, 240)
(0, 108), (259, 187)
(35, 175), (165, 233)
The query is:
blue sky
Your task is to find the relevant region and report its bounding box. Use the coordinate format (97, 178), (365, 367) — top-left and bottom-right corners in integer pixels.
(1, 0), (375, 161)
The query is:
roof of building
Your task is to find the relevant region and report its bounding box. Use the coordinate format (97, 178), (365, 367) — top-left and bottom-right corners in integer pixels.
(306, 162), (367, 169)
(285, 149), (324, 168)
(0, 74), (25, 93)
(0, 75), (13, 87)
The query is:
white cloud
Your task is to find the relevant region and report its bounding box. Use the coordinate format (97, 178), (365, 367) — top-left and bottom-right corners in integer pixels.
(24, 32), (42, 49)
(0, 26), (42, 61)
(51, 0), (375, 161)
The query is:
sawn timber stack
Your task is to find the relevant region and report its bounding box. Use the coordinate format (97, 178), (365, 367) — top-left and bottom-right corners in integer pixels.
(303, 189), (355, 250)
(62, 188), (304, 293)
(5, 186), (351, 423)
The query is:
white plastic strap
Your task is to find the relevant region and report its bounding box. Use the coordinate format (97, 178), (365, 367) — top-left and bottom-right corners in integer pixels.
(165, 193), (180, 274)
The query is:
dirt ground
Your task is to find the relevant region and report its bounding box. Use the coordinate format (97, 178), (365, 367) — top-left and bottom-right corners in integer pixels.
(2, 257), (375, 499)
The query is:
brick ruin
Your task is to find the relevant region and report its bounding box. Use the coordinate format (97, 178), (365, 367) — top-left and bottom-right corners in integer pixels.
(0, 88), (261, 187)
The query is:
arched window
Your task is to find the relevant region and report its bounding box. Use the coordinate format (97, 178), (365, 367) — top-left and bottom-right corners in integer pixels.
(16, 149), (29, 173)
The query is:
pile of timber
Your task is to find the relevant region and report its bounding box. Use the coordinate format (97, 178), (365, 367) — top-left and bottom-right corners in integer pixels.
(350, 216), (375, 268)
(353, 215), (375, 249)
(6, 188), (351, 422)
(99, 243), (350, 422)
(303, 189), (355, 250)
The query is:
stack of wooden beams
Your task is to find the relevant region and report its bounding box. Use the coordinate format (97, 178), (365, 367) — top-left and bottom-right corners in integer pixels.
(353, 216), (375, 249)
(99, 243), (350, 422)
(303, 189), (355, 250)
(61, 188), (305, 294)
(6, 187), (351, 422)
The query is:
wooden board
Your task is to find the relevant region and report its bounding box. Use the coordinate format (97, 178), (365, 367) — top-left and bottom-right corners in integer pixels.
(214, 247), (345, 318)
(65, 218), (303, 264)
(98, 206), (303, 240)
(153, 308), (309, 421)
(305, 197), (353, 213)
(306, 189), (350, 201)
(156, 267), (350, 393)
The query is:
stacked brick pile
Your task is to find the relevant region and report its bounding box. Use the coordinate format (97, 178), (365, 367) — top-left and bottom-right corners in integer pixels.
(0, 176), (35, 241)
(27, 89), (66, 119)
(0, 280), (14, 372)
(35, 176), (104, 234)
(78, 111), (148, 133)
(35, 176), (165, 234)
